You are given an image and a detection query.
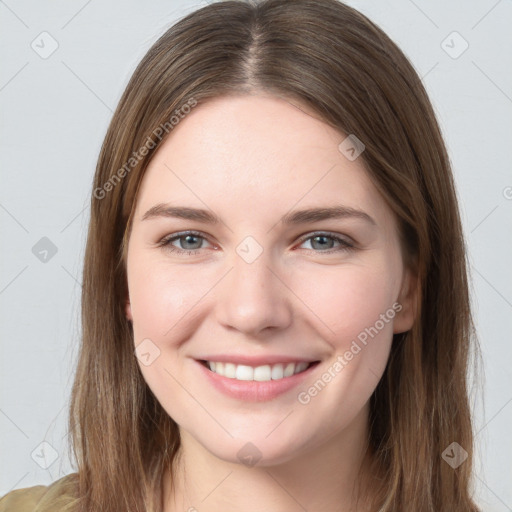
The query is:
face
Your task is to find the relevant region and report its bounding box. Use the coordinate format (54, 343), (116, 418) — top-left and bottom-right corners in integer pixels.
(124, 94), (415, 466)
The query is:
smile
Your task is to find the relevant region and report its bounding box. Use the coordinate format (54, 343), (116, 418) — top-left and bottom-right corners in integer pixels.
(201, 360), (315, 381)
(196, 358), (321, 402)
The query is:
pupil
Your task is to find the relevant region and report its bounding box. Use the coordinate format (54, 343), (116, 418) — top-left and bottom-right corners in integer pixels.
(182, 235), (201, 249)
(312, 235), (332, 250)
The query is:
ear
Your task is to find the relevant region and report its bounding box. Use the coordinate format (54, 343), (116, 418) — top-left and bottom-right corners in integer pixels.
(393, 267), (419, 334)
(125, 297), (133, 322)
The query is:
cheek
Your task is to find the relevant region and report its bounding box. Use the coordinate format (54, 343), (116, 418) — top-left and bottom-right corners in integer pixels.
(291, 265), (397, 431)
(291, 262), (399, 345)
(128, 259), (209, 341)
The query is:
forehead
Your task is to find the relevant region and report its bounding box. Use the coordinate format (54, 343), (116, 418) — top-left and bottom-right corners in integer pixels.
(134, 94), (393, 229)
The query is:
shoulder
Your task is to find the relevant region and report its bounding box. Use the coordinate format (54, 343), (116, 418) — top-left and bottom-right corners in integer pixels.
(0, 473), (79, 512)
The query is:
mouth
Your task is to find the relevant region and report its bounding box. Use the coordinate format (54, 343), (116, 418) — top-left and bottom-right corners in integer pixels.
(199, 360), (320, 382)
(195, 358), (321, 402)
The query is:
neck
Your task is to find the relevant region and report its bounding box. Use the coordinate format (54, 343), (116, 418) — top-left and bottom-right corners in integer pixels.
(163, 404), (377, 512)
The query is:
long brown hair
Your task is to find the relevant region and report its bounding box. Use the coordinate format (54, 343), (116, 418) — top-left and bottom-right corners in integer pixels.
(64, 0), (481, 510)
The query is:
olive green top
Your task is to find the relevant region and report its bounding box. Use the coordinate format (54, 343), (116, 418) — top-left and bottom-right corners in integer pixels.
(0, 474), (78, 512)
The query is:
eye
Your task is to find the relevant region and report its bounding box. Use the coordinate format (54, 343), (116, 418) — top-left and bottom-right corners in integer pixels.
(296, 232), (354, 253)
(157, 230), (354, 256)
(158, 231), (214, 255)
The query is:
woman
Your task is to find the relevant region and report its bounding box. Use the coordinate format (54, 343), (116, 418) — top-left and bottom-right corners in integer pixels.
(0, 0), (481, 510)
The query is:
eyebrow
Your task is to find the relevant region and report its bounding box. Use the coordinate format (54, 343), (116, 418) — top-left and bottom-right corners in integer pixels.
(141, 203), (376, 226)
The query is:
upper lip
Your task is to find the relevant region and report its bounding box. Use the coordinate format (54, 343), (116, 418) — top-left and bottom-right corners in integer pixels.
(195, 354), (320, 366)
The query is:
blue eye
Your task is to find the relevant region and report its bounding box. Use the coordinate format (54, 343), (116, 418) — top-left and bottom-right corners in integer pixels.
(297, 232), (354, 253)
(159, 231), (212, 254)
(158, 231), (354, 255)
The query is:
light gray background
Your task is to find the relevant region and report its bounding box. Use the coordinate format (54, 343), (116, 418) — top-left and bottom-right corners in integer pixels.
(1, 0), (511, 509)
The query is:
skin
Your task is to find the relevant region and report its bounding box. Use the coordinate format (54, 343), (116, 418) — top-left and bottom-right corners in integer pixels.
(124, 94), (417, 511)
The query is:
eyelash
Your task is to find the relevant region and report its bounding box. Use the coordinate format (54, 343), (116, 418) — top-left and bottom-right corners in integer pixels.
(157, 230), (355, 256)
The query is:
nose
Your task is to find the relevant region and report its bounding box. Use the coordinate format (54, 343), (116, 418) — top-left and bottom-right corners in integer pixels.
(215, 251), (293, 337)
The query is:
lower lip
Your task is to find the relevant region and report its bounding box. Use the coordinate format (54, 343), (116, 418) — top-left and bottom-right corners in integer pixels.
(195, 360), (320, 402)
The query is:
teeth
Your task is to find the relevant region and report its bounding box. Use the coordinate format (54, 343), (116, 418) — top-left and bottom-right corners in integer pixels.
(254, 365), (271, 381)
(284, 362), (295, 377)
(224, 362), (236, 378)
(271, 364), (284, 380)
(236, 365), (253, 381)
(205, 360), (312, 381)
